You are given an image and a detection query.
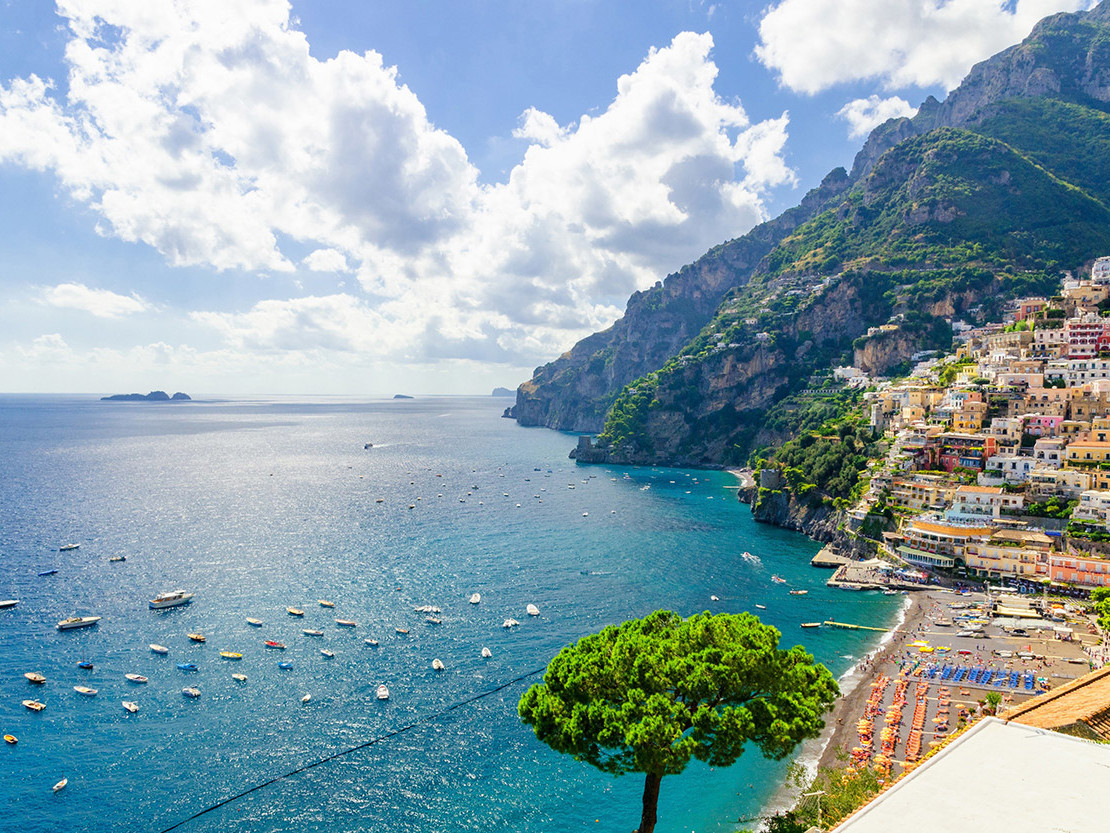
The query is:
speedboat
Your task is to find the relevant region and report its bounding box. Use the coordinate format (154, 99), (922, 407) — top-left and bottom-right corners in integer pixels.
(0, 599), (19, 609)
(24, 672), (46, 684)
(303, 629), (324, 636)
(755, 604), (766, 610)
(432, 658), (445, 671)
(187, 633), (206, 643)
(150, 644), (169, 654)
(57, 616), (101, 630)
(502, 618), (520, 628)
(287, 607), (305, 617)
(526, 604), (540, 616)
(53, 778), (68, 792)
(318, 600), (335, 608)
(771, 575), (786, 584)
(320, 649), (335, 658)
(375, 684), (390, 701)
(278, 662), (293, 670)
(301, 694), (312, 704)
(219, 651), (242, 660)
(364, 638), (379, 646)
(469, 593), (481, 604)
(59, 544), (80, 552)
(264, 640), (286, 649)
(149, 590), (194, 609)
(73, 686), (98, 696)
(335, 619), (356, 627)
(481, 647), (492, 658)
(789, 590), (808, 596)
(177, 663), (198, 672)
(710, 595), (720, 601)
(246, 618), (264, 626)
(122, 701), (139, 713)
(77, 661), (94, 670)
(182, 687), (201, 698)
(23, 700), (46, 712)
(232, 673), (247, 682)
(124, 674), (148, 684)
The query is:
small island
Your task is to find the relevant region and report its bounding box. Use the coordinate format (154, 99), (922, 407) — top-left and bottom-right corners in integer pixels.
(491, 387), (515, 397)
(101, 391), (191, 402)
(392, 394), (414, 399)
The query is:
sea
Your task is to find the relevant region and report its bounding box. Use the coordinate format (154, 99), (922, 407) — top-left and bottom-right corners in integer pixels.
(0, 394), (903, 833)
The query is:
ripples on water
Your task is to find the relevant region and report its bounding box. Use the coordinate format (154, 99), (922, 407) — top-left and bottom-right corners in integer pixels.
(0, 395), (900, 832)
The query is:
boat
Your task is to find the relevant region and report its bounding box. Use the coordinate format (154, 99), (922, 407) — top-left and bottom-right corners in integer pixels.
(57, 616), (101, 630)
(755, 604), (767, 610)
(0, 599), (19, 609)
(320, 649), (335, 658)
(481, 647), (492, 658)
(246, 618), (264, 626)
(264, 640), (286, 649)
(278, 661), (293, 670)
(364, 638), (379, 646)
(375, 498), (384, 503)
(432, 658), (445, 671)
(425, 616), (442, 625)
(24, 672), (46, 684)
(287, 607), (305, 617)
(394, 628), (409, 635)
(882, 589), (899, 596)
(149, 590), (194, 609)
(23, 700), (46, 712)
(122, 701), (139, 713)
(109, 555), (126, 562)
(789, 590), (808, 596)
(303, 629), (324, 636)
(375, 684), (390, 701)
(335, 619), (356, 627)
(3, 735), (15, 744)
(187, 633), (206, 643)
(124, 674), (148, 684)
(176, 663), (198, 672)
(469, 593), (481, 604)
(526, 604), (540, 616)
(59, 544), (80, 552)
(150, 644), (169, 654)
(182, 687), (201, 698)
(318, 600), (335, 608)
(771, 575), (786, 584)
(502, 618), (520, 628)
(38, 570), (58, 576)
(364, 442), (373, 449)
(219, 651), (242, 660)
(800, 622), (822, 629)
(77, 661), (94, 670)
(301, 694), (312, 704)
(73, 686), (98, 696)
(232, 673), (247, 681)
(710, 595), (720, 601)
(53, 778), (68, 792)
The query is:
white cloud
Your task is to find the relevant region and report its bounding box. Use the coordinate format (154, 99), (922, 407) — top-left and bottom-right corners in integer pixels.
(42, 282), (150, 318)
(0, 3), (794, 368)
(836, 95), (917, 138)
(301, 248), (350, 272)
(756, 0), (1095, 95)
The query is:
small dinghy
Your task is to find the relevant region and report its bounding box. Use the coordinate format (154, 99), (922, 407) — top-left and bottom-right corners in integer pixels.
(176, 663), (198, 672)
(73, 686), (97, 696)
(469, 593), (481, 604)
(219, 652), (242, 660)
(23, 700), (46, 712)
(526, 604), (540, 616)
(77, 661), (94, 670)
(186, 633), (206, 643)
(122, 701), (139, 713)
(287, 607), (305, 617)
(182, 687), (201, 698)
(53, 778), (68, 793)
(303, 629), (324, 637)
(301, 694), (312, 704)
(125, 674), (148, 684)
(278, 661), (293, 670)
(232, 673), (248, 682)
(246, 618), (264, 627)
(800, 622), (821, 629)
(394, 628), (410, 635)
(318, 600), (335, 608)
(320, 649), (335, 658)
(150, 644), (169, 654)
(432, 658), (445, 671)
(755, 604), (766, 610)
(481, 647), (492, 658)
(264, 640), (286, 649)
(3, 734), (15, 744)
(375, 684), (390, 701)
(24, 672), (46, 684)
(335, 619), (356, 627)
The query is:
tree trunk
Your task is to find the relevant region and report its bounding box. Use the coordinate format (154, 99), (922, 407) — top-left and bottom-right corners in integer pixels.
(637, 771), (663, 833)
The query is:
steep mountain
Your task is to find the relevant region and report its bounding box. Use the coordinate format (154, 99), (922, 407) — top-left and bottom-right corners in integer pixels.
(510, 0), (1110, 462)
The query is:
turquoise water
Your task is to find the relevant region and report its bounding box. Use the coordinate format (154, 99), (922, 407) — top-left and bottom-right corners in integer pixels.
(0, 395), (901, 832)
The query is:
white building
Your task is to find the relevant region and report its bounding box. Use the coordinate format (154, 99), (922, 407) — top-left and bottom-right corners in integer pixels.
(1073, 490), (1110, 525)
(945, 485), (1024, 521)
(1092, 255), (1110, 285)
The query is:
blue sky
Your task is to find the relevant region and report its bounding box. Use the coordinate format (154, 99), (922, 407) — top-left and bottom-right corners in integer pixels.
(0, 0), (1095, 394)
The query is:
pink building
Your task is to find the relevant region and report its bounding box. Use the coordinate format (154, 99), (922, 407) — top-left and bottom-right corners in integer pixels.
(1049, 552), (1110, 587)
(1023, 414), (1064, 437)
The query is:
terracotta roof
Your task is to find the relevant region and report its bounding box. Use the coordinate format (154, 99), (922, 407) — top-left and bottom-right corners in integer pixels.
(955, 485), (1003, 494)
(1003, 666), (1110, 741)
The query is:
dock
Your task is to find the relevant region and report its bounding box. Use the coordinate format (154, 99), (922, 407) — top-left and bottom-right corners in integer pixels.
(811, 545), (851, 569)
(823, 620), (891, 632)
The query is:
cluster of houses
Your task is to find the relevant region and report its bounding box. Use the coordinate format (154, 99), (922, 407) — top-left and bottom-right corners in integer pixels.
(851, 258), (1110, 592)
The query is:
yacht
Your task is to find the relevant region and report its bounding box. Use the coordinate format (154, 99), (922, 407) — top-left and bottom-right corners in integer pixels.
(375, 684), (390, 701)
(149, 590), (194, 610)
(57, 616), (101, 630)
(0, 599), (19, 609)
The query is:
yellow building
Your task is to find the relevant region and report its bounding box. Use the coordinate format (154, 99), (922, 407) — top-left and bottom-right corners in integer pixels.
(1065, 441), (1110, 467)
(965, 529), (1052, 580)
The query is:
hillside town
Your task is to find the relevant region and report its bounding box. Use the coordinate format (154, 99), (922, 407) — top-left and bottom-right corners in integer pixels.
(839, 257), (1110, 600)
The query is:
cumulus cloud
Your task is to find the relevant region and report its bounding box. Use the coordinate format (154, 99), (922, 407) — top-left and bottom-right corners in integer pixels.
(836, 95), (917, 138)
(756, 0), (1095, 94)
(42, 282), (150, 318)
(0, 2), (794, 368)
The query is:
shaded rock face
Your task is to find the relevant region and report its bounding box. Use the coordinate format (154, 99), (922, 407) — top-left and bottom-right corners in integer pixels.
(854, 330), (922, 375)
(751, 489), (842, 544)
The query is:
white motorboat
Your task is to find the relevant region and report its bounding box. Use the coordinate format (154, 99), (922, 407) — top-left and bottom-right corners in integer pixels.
(432, 658), (445, 671)
(23, 699), (46, 712)
(59, 543), (80, 552)
(150, 644), (169, 654)
(149, 590), (194, 610)
(73, 686), (98, 696)
(246, 617), (264, 626)
(710, 595), (720, 601)
(231, 673), (247, 682)
(335, 619), (357, 627)
(502, 618), (520, 628)
(375, 684), (390, 701)
(0, 599), (19, 609)
(24, 672), (46, 684)
(287, 607), (305, 617)
(364, 638), (379, 646)
(481, 647), (492, 658)
(57, 616), (101, 630)
(182, 687), (201, 698)
(125, 674), (148, 684)
(526, 604), (540, 616)
(122, 701), (139, 713)
(755, 604), (767, 610)
(469, 593), (481, 604)
(320, 649), (335, 658)
(303, 629), (324, 636)
(800, 622), (821, 629)
(301, 694), (312, 704)
(53, 778), (68, 792)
